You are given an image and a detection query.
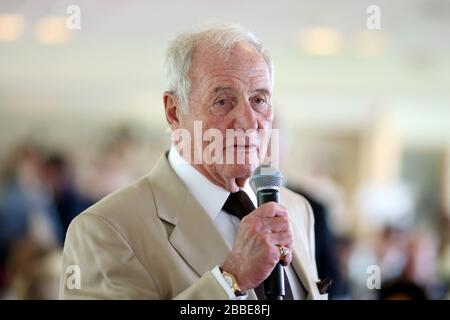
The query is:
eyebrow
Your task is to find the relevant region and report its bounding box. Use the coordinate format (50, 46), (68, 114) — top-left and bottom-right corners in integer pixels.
(212, 87), (271, 96)
(213, 86), (235, 94)
(207, 86), (236, 101)
(250, 88), (271, 96)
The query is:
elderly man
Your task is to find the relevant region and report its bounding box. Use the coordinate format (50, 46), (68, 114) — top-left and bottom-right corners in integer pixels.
(60, 25), (325, 300)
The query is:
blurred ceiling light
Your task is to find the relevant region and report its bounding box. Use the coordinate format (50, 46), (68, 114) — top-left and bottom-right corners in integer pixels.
(0, 14), (25, 42)
(35, 16), (71, 44)
(354, 31), (385, 57)
(299, 27), (341, 56)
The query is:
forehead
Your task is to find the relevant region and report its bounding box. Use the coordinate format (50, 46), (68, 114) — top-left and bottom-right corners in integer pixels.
(190, 42), (271, 91)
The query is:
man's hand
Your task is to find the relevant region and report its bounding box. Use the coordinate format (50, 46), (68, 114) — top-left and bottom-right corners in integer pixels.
(220, 202), (293, 292)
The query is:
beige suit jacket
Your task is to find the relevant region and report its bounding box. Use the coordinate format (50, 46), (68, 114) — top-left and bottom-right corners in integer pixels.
(60, 153), (325, 299)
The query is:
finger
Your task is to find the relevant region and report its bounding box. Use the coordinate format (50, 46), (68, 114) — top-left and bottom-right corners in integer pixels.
(280, 252), (292, 266)
(274, 203), (287, 217)
(260, 217), (290, 233)
(276, 244), (293, 266)
(267, 232), (294, 247)
(254, 202), (288, 218)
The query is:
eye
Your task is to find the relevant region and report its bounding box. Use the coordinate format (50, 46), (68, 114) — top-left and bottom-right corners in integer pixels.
(216, 98), (230, 107)
(210, 96), (235, 116)
(250, 94), (269, 111)
(254, 96), (266, 104)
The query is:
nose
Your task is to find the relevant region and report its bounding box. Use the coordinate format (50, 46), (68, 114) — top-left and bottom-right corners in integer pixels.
(232, 100), (258, 131)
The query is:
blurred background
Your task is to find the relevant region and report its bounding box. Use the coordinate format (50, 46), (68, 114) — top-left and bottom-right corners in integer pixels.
(0, 0), (449, 300)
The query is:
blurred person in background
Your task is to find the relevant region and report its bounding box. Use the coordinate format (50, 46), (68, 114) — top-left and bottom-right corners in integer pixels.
(0, 144), (64, 295)
(2, 237), (61, 300)
(0, 144), (63, 270)
(43, 153), (91, 235)
(375, 226), (408, 282)
(378, 278), (428, 300)
(402, 229), (438, 292)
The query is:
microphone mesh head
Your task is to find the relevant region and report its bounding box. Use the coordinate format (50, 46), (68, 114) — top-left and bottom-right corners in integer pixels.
(250, 164), (284, 192)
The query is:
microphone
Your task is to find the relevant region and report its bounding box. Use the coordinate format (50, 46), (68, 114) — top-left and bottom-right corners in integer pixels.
(250, 164), (285, 300)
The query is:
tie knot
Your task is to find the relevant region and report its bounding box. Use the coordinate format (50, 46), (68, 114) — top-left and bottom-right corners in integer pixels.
(222, 190), (255, 220)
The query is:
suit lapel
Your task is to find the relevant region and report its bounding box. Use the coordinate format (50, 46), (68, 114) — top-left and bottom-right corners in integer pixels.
(169, 195), (231, 277)
(291, 237), (321, 299)
(149, 153), (231, 277)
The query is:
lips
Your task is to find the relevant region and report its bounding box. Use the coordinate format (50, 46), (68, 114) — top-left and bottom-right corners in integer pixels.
(224, 144), (257, 150)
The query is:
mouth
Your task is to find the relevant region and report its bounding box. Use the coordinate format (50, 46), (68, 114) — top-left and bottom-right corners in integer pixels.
(220, 144), (260, 165)
(224, 144), (258, 151)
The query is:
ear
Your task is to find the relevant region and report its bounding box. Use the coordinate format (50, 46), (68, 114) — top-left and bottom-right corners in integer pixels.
(163, 92), (182, 130)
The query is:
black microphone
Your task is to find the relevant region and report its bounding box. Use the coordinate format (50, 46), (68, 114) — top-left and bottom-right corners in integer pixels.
(250, 164), (285, 300)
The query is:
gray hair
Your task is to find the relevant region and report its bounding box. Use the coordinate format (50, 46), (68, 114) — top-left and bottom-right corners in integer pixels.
(164, 24), (274, 113)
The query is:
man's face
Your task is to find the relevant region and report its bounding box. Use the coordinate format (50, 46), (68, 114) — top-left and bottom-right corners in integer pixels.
(176, 41), (273, 192)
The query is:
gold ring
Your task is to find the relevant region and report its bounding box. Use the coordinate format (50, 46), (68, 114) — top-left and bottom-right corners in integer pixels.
(278, 245), (289, 257)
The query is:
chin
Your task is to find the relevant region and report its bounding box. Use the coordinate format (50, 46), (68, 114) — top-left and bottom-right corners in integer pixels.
(222, 150), (262, 177)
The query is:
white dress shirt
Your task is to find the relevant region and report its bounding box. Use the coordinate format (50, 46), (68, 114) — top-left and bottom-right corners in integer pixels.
(168, 146), (305, 299)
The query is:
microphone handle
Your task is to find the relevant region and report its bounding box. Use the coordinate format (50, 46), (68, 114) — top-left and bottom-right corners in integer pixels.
(257, 189), (285, 300)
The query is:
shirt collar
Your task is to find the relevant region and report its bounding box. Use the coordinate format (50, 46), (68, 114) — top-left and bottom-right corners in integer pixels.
(168, 146), (257, 221)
